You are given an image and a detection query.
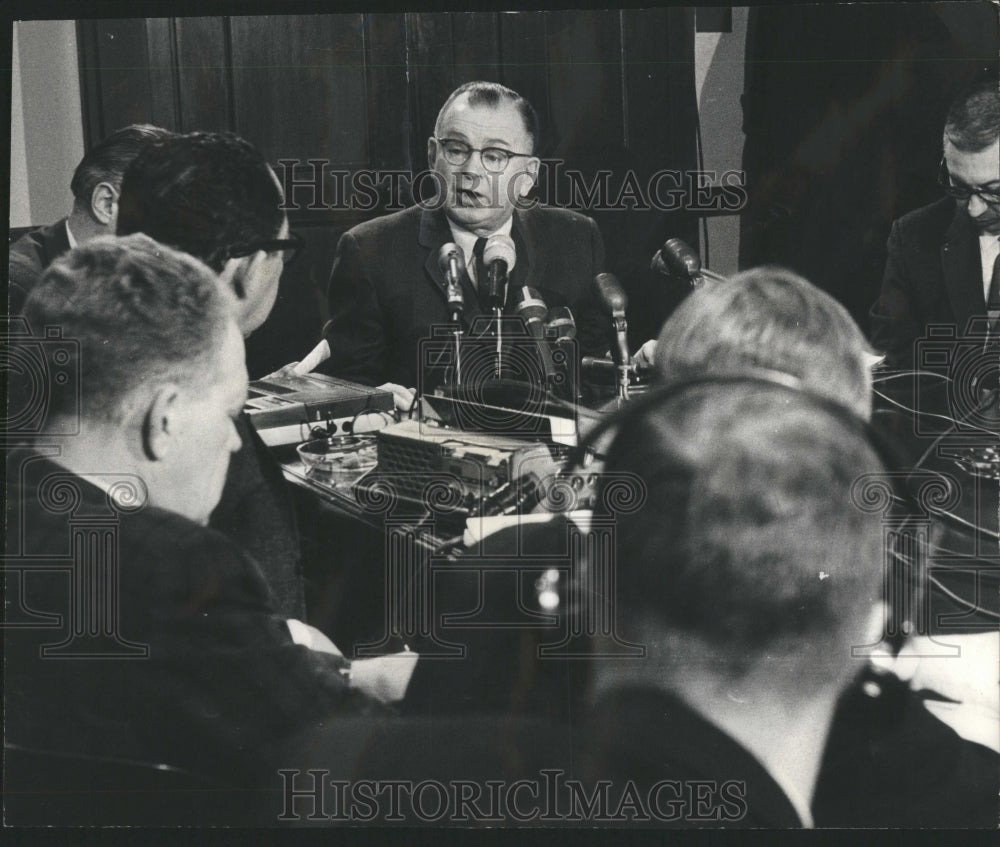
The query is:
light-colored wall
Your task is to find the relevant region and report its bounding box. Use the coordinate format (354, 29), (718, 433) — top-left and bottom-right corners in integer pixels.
(694, 7), (748, 277)
(9, 20), (85, 228)
(10, 25), (31, 227)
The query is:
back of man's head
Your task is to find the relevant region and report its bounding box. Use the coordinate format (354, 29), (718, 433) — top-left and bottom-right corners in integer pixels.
(70, 124), (173, 206)
(22, 233), (231, 427)
(944, 78), (1000, 152)
(604, 382), (884, 690)
(654, 266), (874, 420)
(116, 132), (284, 274)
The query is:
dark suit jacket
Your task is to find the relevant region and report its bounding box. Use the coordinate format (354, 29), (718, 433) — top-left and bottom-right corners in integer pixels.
(8, 218), (71, 313)
(323, 204), (610, 389)
(574, 686), (804, 827)
(210, 413), (305, 620)
(813, 665), (999, 827)
(4, 452), (377, 791)
(870, 197), (986, 368)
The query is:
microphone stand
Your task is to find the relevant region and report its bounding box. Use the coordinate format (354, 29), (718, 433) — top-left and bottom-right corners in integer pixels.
(612, 312), (631, 403)
(494, 307), (503, 378)
(452, 309), (464, 387)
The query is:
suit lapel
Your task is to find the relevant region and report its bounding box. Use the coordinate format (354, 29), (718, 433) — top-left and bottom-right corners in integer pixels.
(941, 206), (984, 335)
(506, 209), (534, 309)
(43, 218), (72, 266)
(419, 207), (483, 327)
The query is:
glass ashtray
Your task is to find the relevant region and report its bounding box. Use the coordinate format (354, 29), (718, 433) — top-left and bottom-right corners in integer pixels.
(953, 445), (1000, 480)
(296, 435), (377, 483)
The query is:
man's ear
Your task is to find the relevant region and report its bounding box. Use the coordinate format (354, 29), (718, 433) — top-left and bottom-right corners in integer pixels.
(514, 157), (540, 198)
(142, 384), (181, 462)
(90, 182), (119, 226)
(427, 137), (437, 171)
(218, 255), (255, 302)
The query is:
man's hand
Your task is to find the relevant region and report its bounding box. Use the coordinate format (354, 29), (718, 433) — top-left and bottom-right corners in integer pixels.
(348, 652), (420, 704)
(286, 618), (344, 658)
(378, 382), (416, 413)
(630, 339), (657, 370)
(261, 362), (301, 381)
(261, 340), (332, 381)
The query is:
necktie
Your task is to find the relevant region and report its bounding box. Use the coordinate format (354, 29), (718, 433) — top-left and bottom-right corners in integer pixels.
(988, 243), (1000, 311)
(472, 237), (488, 304)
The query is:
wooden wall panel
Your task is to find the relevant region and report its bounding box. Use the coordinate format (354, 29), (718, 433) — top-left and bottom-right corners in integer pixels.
(229, 14), (368, 167)
(78, 19), (163, 145)
(406, 11), (458, 172)
(497, 12), (551, 154)
(175, 16), (231, 133)
(451, 12), (501, 87)
(363, 14), (409, 172)
(144, 18), (180, 131)
(546, 11), (625, 157)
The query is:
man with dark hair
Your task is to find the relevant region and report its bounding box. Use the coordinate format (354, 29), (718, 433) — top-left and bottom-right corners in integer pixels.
(321, 80), (612, 402)
(5, 236), (375, 813)
(576, 383), (888, 826)
(8, 124), (172, 312)
(870, 78), (1000, 367)
(117, 131), (305, 619)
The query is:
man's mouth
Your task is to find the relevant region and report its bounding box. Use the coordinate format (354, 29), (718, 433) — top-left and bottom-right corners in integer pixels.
(972, 214), (1000, 234)
(456, 187), (486, 207)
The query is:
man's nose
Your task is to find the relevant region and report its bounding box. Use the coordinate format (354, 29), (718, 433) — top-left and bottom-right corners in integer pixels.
(463, 150), (489, 178)
(968, 194), (988, 218)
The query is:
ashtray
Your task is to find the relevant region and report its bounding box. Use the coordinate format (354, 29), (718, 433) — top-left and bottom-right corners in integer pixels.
(953, 445), (1000, 481)
(296, 435), (377, 481)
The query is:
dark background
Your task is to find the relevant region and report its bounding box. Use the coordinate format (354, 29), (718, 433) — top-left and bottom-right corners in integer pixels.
(71, 6), (998, 377)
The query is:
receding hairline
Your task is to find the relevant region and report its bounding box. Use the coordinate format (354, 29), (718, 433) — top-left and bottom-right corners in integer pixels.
(434, 86), (538, 151)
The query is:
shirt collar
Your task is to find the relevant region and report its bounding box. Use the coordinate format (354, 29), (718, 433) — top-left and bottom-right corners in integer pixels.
(446, 216), (514, 270)
(65, 219), (78, 249)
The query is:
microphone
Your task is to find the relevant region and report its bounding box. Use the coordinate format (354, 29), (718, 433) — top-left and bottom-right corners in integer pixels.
(594, 272), (632, 401)
(651, 237), (727, 286)
(594, 272), (631, 368)
(437, 243), (467, 317)
(482, 234), (516, 310)
(546, 306), (577, 342)
(514, 286), (548, 339)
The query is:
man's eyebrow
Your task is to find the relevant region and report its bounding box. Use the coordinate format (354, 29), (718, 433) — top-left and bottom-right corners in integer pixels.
(949, 175), (1000, 189)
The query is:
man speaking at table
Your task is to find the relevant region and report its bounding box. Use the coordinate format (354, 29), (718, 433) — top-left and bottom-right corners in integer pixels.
(322, 81), (612, 405)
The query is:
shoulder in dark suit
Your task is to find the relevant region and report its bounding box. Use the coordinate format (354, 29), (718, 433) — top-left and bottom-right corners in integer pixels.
(814, 665), (999, 827)
(573, 686), (803, 827)
(323, 204), (610, 388)
(870, 197), (984, 368)
(4, 451), (376, 789)
(210, 413), (305, 619)
(8, 219), (72, 313)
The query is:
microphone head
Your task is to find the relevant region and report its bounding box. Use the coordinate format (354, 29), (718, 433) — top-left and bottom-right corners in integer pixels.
(514, 286), (547, 321)
(546, 306), (577, 340)
(653, 237), (701, 279)
(483, 234), (516, 270)
(437, 242), (466, 278)
(594, 272), (627, 314)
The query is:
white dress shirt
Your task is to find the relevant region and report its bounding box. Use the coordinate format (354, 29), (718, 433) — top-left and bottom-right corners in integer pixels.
(979, 233), (1000, 301)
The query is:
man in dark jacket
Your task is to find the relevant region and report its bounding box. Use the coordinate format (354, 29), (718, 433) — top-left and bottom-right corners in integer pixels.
(8, 123), (171, 313)
(322, 81), (614, 404)
(117, 131), (306, 619)
(870, 79), (1000, 368)
(5, 236), (378, 822)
